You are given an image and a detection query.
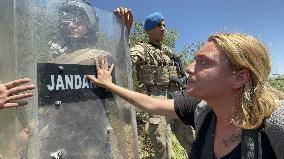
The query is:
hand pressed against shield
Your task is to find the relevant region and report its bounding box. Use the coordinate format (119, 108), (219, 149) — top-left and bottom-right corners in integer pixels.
(87, 57), (114, 88)
(0, 78), (35, 109)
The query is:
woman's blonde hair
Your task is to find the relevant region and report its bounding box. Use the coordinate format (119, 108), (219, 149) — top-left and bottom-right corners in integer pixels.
(209, 33), (279, 129)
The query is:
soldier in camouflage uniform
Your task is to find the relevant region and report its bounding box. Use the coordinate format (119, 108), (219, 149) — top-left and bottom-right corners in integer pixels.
(40, 1), (112, 158)
(49, 0), (109, 64)
(130, 12), (194, 158)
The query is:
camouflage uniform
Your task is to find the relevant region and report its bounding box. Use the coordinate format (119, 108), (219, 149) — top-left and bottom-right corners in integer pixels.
(130, 42), (180, 95)
(131, 42), (194, 158)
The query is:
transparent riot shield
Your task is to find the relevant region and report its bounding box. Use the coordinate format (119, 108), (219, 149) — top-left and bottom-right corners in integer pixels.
(0, 0), (138, 158)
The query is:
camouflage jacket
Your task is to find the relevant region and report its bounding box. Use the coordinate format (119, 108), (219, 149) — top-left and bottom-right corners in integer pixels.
(130, 42), (180, 92)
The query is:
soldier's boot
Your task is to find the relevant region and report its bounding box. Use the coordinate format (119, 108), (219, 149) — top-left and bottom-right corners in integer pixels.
(149, 115), (171, 159)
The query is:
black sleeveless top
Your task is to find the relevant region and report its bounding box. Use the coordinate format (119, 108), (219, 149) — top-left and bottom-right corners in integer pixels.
(174, 95), (277, 159)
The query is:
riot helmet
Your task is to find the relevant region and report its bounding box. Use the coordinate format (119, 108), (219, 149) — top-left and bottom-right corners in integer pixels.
(58, 0), (98, 51)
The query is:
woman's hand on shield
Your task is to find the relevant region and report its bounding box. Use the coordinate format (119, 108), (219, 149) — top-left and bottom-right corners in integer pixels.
(0, 78), (35, 109)
(87, 57), (114, 89)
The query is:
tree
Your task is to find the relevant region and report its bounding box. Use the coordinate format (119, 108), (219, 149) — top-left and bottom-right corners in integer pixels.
(179, 42), (203, 66)
(269, 74), (284, 92)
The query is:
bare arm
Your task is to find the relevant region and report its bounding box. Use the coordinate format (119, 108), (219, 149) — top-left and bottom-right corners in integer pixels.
(87, 58), (178, 119)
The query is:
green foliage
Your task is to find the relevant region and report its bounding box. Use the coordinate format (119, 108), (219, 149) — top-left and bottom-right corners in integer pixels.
(269, 75), (284, 92)
(171, 134), (188, 159)
(179, 42), (203, 66)
(163, 29), (179, 49)
(129, 20), (148, 48)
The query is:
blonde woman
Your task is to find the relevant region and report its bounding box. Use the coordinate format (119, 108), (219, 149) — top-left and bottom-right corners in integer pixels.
(87, 33), (284, 159)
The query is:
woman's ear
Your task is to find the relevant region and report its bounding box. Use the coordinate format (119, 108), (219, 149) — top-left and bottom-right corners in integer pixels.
(232, 69), (250, 90)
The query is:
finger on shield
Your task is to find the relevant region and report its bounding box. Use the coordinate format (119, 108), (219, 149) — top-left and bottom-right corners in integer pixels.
(3, 100), (28, 108)
(115, 8), (121, 16)
(94, 58), (100, 70)
(86, 75), (96, 82)
(2, 102), (19, 108)
(120, 7), (124, 13)
(109, 64), (114, 73)
(6, 93), (33, 102)
(105, 57), (109, 67)
(102, 57), (108, 70)
(8, 84), (35, 95)
(5, 78), (31, 89)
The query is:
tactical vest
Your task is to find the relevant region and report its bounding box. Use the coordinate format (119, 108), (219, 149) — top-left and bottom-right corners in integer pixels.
(137, 43), (179, 87)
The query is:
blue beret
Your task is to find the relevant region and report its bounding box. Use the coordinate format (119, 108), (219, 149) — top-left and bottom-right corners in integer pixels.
(144, 12), (164, 31)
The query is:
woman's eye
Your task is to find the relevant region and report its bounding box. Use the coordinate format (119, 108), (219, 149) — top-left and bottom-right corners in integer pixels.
(195, 58), (206, 65)
(193, 56), (206, 65)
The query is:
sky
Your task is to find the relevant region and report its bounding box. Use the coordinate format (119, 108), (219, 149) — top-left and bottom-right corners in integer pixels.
(90, 0), (284, 75)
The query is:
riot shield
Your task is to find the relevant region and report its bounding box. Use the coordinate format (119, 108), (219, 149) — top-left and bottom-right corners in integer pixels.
(0, 0), (138, 158)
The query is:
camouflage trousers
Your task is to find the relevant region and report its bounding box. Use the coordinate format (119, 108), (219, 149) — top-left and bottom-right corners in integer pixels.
(148, 93), (171, 159)
(146, 88), (195, 159)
